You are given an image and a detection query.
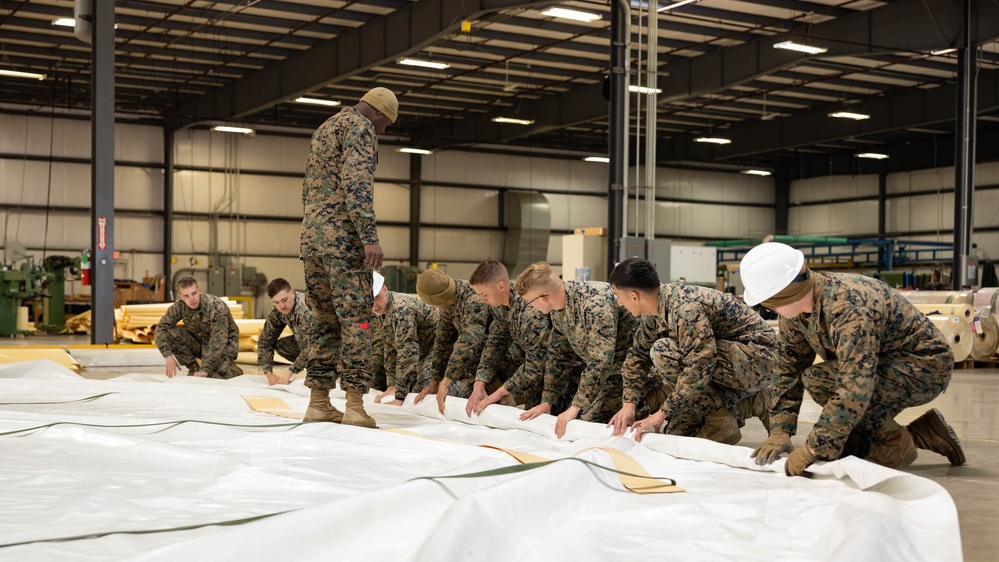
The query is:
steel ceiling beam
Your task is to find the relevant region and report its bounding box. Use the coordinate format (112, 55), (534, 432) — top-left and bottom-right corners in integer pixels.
(430, 0), (999, 148)
(176, 0), (563, 124)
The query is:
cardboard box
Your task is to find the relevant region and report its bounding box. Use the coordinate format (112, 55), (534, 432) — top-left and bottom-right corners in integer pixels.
(573, 227), (608, 236)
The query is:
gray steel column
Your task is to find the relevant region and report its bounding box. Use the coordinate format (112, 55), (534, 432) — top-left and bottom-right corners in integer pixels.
(409, 153), (422, 267)
(878, 172), (887, 271)
(163, 127), (174, 299)
(952, 0), (977, 289)
(90, 0), (115, 343)
(774, 174), (790, 235)
(608, 0), (629, 271)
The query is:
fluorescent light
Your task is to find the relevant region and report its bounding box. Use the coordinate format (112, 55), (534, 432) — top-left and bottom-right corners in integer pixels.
(400, 148), (432, 155)
(584, 156), (610, 163)
(0, 69), (46, 80)
(856, 152), (889, 160)
(295, 97), (341, 107)
(629, 85), (662, 94)
(774, 41), (827, 55)
(492, 117), (535, 125)
(52, 17), (76, 27)
(212, 126), (255, 135)
(695, 137), (732, 145)
(658, 0), (699, 12)
(399, 58), (449, 70)
(741, 170), (771, 176)
(541, 7), (602, 22)
(931, 48), (957, 55)
(829, 111), (870, 120)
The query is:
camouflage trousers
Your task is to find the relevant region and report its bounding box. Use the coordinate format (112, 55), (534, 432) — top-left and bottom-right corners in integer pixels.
(545, 360), (621, 423)
(393, 355), (435, 401)
(802, 357), (951, 459)
(164, 327), (239, 379)
(652, 337), (771, 436)
(273, 336), (301, 368)
(303, 257), (373, 393)
(368, 316), (387, 391)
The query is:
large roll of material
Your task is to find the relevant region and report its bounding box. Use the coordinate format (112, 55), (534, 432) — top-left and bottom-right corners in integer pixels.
(971, 314), (999, 360)
(15, 306), (29, 332)
(974, 287), (999, 313)
(928, 315), (973, 362)
(900, 291), (975, 305)
(913, 304), (976, 322)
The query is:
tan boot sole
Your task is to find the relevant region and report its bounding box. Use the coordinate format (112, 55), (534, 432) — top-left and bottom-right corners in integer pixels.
(303, 407), (344, 423)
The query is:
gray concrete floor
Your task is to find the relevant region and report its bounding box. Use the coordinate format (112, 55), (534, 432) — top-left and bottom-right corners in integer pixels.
(2, 335), (995, 561)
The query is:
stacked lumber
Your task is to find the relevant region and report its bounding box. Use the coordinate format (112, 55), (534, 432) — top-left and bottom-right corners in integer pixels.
(116, 299), (245, 344)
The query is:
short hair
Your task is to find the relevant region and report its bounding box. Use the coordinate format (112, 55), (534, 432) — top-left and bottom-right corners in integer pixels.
(515, 261), (559, 296)
(177, 276), (199, 290)
(469, 257), (510, 286)
(608, 258), (660, 292)
(267, 278), (293, 298)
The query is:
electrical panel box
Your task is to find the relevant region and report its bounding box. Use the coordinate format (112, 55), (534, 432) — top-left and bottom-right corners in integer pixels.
(619, 237), (647, 261)
(208, 267), (226, 296)
(225, 265), (243, 296)
(667, 244), (718, 286)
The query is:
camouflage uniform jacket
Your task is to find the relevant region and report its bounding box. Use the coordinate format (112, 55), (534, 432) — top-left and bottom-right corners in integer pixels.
(299, 106), (378, 269)
(545, 281), (638, 411)
(382, 291), (439, 389)
(156, 292), (239, 374)
(477, 285), (552, 394)
(257, 290), (313, 374)
(431, 279), (491, 383)
(623, 283), (777, 415)
(772, 271), (953, 459)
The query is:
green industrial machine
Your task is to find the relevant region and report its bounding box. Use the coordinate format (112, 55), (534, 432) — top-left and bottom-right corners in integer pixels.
(380, 265), (419, 294)
(0, 255), (47, 336)
(38, 255), (80, 333)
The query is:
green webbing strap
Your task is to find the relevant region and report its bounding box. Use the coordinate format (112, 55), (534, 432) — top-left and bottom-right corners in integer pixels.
(0, 392), (118, 406)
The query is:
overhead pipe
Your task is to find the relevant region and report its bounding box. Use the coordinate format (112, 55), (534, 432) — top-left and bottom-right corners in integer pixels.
(608, 0), (630, 273)
(952, 0), (977, 289)
(644, 4), (657, 241)
(73, 0), (92, 44)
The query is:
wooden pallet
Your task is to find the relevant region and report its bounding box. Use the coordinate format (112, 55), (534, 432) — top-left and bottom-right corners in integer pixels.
(954, 358), (999, 370)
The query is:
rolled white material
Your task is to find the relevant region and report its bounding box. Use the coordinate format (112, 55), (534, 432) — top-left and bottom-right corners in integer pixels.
(928, 315), (973, 362)
(15, 306), (29, 332)
(900, 291), (975, 305)
(971, 314), (999, 360)
(913, 304), (976, 322)
(974, 287), (999, 312)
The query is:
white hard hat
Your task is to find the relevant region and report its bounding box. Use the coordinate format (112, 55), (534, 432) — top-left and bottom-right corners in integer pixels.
(372, 271), (385, 298)
(740, 242), (805, 306)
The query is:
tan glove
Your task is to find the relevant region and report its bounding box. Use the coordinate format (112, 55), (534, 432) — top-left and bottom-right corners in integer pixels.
(750, 429), (793, 465)
(785, 446), (818, 477)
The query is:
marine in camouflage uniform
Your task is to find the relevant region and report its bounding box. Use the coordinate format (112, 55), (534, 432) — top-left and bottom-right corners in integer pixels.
(476, 285), (551, 408)
(623, 283), (776, 437)
(257, 290), (314, 376)
(771, 271), (955, 462)
(381, 291), (439, 401)
(299, 104), (379, 393)
(544, 281), (638, 423)
(368, 313), (388, 391)
(156, 291), (240, 379)
(427, 278), (492, 398)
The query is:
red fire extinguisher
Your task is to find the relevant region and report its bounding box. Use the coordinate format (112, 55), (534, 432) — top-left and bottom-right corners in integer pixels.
(81, 250), (91, 286)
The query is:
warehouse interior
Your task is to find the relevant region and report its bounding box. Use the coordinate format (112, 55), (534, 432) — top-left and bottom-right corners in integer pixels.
(1, 0), (998, 560)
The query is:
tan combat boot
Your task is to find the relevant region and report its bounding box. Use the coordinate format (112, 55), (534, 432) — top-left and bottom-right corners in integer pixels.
(907, 408), (966, 466)
(866, 418), (918, 469)
(342, 389), (377, 428)
(736, 387), (773, 432)
(303, 387), (344, 423)
(695, 409), (742, 445)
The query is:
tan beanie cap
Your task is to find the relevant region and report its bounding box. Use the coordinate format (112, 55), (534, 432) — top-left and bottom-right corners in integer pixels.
(360, 87), (399, 123)
(416, 269), (456, 305)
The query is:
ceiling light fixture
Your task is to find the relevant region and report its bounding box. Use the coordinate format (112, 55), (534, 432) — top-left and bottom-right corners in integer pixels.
(773, 41), (827, 55)
(540, 7), (602, 22)
(629, 85), (662, 94)
(399, 58), (450, 70)
(931, 48), (957, 56)
(658, 0), (700, 12)
(741, 170), (771, 176)
(492, 117), (535, 125)
(295, 97), (341, 107)
(212, 126), (255, 135)
(829, 111), (870, 120)
(52, 17), (76, 27)
(0, 69), (47, 80)
(400, 148), (432, 155)
(584, 156), (610, 163)
(856, 152), (889, 160)
(695, 137), (732, 145)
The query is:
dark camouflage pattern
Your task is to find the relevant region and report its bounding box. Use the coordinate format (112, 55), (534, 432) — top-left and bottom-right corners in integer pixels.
(155, 292), (239, 378)
(772, 271), (953, 459)
(368, 312), (388, 391)
(382, 291), (439, 401)
(545, 281), (637, 422)
(299, 105), (380, 393)
(623, 283), (776, 429)
(257, 290), (314, 374)
(477, 286), (551, 407)
(430, 279), (492, 393)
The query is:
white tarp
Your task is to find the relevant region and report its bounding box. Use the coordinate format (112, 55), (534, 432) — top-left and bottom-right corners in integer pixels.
(0, 360), (961, 561)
